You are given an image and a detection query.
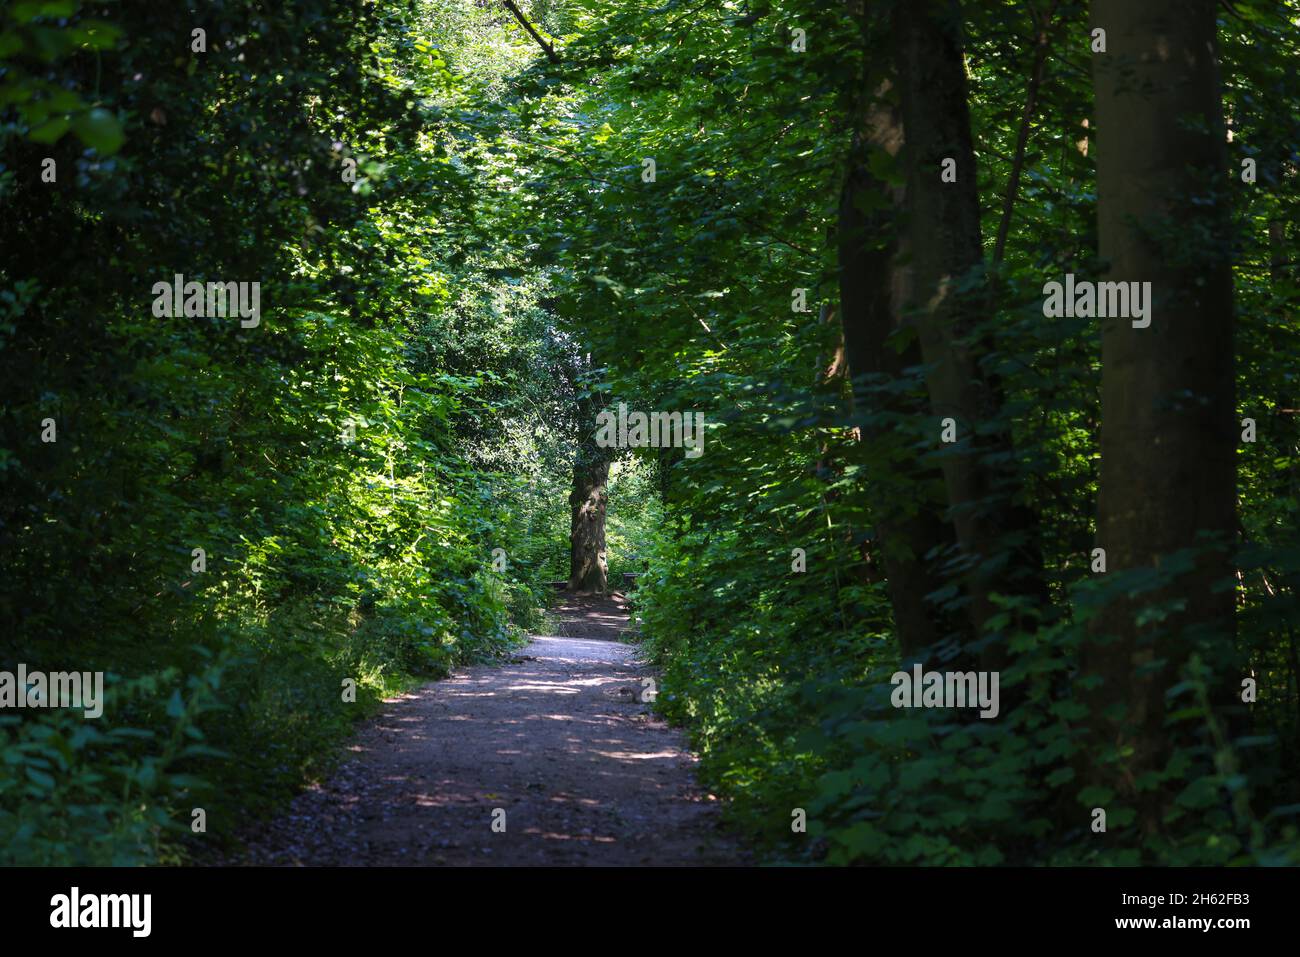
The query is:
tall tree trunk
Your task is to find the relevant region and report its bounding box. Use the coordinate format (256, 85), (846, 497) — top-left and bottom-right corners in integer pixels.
(891, 0), (1044, 662)
(838, 74), (958, 659)
(568, 392), (610, 593)
(1084, 0), (1236, 805)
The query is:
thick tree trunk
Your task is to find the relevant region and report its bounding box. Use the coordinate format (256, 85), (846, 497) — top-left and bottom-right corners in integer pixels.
(839, 77), (958, 659)
(891, 0), (1044, 662)
(1085, 0), (1236, 799)
(568, 434), (610, 593)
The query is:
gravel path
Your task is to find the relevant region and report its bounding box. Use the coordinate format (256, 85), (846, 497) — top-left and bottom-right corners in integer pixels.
(233, 594), (740, 865)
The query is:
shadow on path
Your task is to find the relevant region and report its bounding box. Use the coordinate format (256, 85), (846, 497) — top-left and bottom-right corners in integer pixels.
(234, 591), (740, 865)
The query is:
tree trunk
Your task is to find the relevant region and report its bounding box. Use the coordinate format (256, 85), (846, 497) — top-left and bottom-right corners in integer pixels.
(1085, 0), (1236, 803)
(838, 74), (958, 659)
(891, 0), (1044, 662)
(568, 426), (610, 594)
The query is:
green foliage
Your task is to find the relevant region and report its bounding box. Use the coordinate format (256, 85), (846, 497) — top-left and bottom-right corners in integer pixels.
(606, 455), (661, 584)
(1, 650), (230, 866)
(5, 0), (1300, 868)
(502, 0), (1300, 865)
(0, 0), (561, 864)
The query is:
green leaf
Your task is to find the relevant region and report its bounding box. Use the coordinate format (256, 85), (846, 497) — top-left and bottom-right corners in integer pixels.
(70, 107), (124, 155)
(27, 115), (69, 144)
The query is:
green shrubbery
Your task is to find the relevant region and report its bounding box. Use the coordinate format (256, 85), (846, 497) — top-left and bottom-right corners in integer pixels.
(0, 0), (558, 865)
(8, 0), (1300, 871)
(640, 517), (1300, 864)
(528, 0), (1300, 866)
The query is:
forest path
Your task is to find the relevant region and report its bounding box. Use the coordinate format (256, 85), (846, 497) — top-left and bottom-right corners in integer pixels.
(235, 591), (740, 865)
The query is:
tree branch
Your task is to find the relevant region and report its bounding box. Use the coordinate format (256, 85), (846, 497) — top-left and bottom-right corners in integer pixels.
(993, 1), (1061, 264)
(501, 0), (561, 64)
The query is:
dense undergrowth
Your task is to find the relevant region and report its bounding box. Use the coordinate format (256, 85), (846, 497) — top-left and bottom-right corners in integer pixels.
(523, 0), (1300, 865)
(0, 0), (566, 865)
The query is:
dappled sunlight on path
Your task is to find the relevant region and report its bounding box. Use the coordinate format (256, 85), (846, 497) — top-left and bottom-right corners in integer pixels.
(235, 594), (739, 866)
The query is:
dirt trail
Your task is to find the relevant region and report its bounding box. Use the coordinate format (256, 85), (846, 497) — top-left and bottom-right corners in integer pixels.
(235, 592), (740, 865)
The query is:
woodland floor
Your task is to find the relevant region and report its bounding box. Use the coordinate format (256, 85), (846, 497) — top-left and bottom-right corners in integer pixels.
(231, 592), (742, 866)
